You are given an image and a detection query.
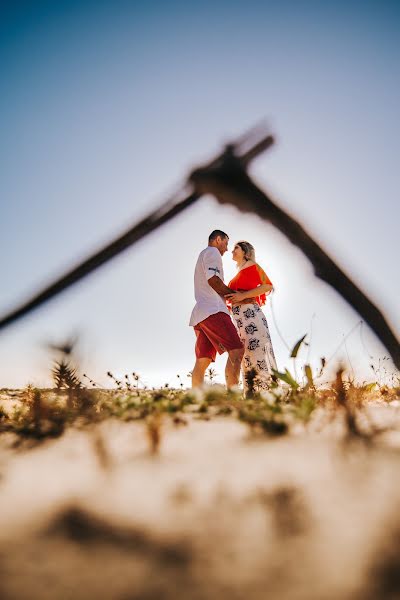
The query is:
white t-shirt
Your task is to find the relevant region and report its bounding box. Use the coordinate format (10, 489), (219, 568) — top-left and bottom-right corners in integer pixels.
(189, 246), (230, 327)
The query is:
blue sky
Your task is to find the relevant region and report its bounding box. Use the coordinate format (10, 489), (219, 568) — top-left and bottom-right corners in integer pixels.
(0, 0), (399, 387)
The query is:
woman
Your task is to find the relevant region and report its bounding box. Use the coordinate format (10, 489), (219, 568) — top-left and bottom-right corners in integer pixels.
(225, 241), (277, 393)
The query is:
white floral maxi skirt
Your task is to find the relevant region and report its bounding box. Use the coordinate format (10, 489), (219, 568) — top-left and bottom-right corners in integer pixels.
(231, 303), (277, 392)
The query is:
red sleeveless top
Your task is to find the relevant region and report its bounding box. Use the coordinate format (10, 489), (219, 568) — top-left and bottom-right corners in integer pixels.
(228, 264), (272, 306)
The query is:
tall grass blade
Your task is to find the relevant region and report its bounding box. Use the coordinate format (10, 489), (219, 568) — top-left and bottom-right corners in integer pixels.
(290, 334), (307, 358)
(304, 365), (314, 388)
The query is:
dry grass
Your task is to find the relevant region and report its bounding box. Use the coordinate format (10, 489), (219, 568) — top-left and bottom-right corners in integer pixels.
(0, 364), (398, 446)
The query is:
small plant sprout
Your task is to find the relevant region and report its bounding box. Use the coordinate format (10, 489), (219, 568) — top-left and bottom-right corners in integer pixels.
(206, 368), (218, 383)
(107, 371), (123, 389)
(83, 374), (98, 388)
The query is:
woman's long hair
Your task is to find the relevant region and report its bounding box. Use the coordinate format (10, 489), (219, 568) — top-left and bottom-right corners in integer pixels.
(236, 240), (256, 264)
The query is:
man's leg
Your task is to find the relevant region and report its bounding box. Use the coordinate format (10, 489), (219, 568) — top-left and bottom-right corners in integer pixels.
(192, 357), (212, 388)
(225, 347), (245, 388)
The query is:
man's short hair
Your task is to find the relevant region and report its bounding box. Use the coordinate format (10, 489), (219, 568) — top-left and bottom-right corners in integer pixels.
(208, 230), (228, 243)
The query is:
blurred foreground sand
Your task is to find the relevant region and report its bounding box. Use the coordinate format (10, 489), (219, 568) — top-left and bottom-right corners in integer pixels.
(1, 394), (400, 600)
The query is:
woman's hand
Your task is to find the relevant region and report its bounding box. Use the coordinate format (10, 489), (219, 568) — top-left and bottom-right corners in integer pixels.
(225, 291), (247, 304)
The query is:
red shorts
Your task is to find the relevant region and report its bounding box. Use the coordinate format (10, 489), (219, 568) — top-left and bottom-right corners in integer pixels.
(194, 312), (243, 361)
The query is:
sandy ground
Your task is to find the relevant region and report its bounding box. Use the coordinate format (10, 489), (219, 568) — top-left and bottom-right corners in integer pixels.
(1, 394), (400, 600)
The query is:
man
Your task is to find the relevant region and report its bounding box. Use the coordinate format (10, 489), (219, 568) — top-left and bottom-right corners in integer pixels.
(189, 230), (244, 388)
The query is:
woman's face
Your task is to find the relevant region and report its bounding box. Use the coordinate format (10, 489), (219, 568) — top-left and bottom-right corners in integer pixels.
(232, 243), (245, 262)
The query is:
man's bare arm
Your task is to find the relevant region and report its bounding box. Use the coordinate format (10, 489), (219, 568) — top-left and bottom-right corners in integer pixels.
(208, 275), (235, 296)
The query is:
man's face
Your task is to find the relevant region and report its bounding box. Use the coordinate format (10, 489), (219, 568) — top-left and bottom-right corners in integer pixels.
(216, 235), (229, 255)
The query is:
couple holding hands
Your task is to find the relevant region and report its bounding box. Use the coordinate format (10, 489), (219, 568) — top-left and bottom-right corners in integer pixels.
(190, 230), (277, 393)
